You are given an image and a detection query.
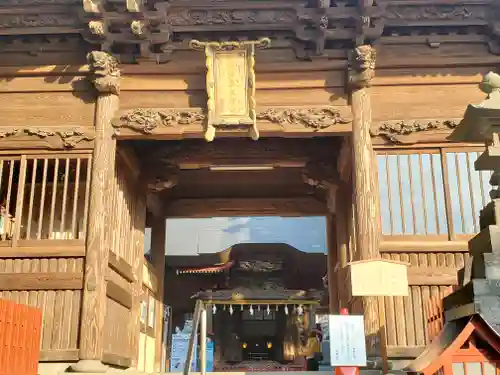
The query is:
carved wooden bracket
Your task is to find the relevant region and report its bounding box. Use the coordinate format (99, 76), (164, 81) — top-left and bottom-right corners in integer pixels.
(143, 164), (180, 193)
(0, 128), (96, 149)
(87, 51), (120, 95)
(302, 159), (340, 213)
(348, 45), (376, 90)
(371, 119), (460, 144)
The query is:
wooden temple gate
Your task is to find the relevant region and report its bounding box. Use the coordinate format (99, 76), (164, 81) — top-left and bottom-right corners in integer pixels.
(1, 0), (500, 373)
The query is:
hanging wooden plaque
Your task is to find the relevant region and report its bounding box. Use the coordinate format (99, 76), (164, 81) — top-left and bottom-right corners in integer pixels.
(189, 38), (271, 142)
(347, 259), (409, 297)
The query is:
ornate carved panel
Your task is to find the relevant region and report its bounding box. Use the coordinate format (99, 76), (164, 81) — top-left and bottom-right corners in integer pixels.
(0, 128), (95, 149)
(371, 119), (460, 144)
(112, 107), (351, 138)
(1, 0), (500, 62)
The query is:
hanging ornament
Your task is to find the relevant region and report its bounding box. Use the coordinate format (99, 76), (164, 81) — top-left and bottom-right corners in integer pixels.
(266, 305), (271, 316)
(284, 305), (289, 315)
(292, 305), (297, 314)
(223, 304), (226, 310)
(276, 305), (279, 311)
(249, 305), (254, 315)
(229, 305), (234, 315)
(297, 305), (304, 316)
(241, 305), (244, 311)
(212, 305), (217, 315)
(257, 305), (261, 311)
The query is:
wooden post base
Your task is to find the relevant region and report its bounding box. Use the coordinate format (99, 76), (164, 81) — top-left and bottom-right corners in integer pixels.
(70, 359), (109, 373)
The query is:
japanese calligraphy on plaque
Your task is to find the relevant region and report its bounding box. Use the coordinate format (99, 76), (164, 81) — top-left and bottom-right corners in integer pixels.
(189, 38), (271, 142)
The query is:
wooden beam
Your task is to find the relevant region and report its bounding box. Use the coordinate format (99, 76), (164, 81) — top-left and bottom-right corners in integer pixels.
(165, 197), (328, 218)
(407, 267), (458, 286)
(39, 349), (79, 362)
(380, 240), (470, 253)
(117, 146), (141, 180)
(0, 245), (85, 258)
(102, 352), (132, 367)
(108, 251), (134, 283)
(106, 280), (133, 309)
(386, 346), (425, 359)
(0, 272), (83, 290)
(113, 117), (352, 140)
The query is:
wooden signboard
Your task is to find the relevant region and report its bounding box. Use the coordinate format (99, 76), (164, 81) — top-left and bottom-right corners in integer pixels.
(347, 259), (409, 297)
(346, 259), (409, 374)
(189, 38), (270, 142)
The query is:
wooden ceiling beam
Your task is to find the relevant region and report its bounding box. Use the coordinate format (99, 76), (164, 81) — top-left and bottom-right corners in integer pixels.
(165, 197), (328, 218)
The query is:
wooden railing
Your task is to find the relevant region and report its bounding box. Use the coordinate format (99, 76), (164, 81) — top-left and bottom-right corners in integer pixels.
(0, 299), (42, 375)
(0, 152), (91, 256)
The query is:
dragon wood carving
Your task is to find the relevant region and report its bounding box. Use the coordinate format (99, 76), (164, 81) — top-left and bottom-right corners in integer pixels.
(113, 109), (206, 134)
(257, 107), (350, 131)
(113, 107), (350, 135)
(371, 119), (459, 144)
(0, 128), (95, 148)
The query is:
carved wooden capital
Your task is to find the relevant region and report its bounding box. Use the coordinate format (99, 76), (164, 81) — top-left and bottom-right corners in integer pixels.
(348, 45), (376, 90)
(87, 51), (120, 95)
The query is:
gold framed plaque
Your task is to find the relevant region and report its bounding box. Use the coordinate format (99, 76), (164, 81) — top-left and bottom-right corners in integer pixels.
(190, 38), (271, 142)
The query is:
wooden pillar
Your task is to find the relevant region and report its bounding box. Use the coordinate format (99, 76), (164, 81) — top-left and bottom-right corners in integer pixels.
(348, 45), (382, 355)
(72, 52), (121, 373)
(335, 137), (352, 311)
(130, 189), (147, 368)
(151, 216), (166, 372)
(326, 214), (339, 314)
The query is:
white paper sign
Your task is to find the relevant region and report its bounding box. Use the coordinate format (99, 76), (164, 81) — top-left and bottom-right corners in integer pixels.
(328, 315), (367, 367)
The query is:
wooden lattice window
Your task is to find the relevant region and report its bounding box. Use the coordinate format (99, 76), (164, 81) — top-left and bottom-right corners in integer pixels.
(0, 152), (92, 245)
(377, 147), (490, 240)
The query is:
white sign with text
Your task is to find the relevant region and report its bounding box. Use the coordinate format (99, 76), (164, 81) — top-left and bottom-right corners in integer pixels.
(328, 315), (367, 367)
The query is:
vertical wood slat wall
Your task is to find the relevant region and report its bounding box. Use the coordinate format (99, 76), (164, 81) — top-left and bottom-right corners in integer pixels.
(376, 145), (485, 356)
(102, 153), (146, 367)
(0, 151), (91, 362)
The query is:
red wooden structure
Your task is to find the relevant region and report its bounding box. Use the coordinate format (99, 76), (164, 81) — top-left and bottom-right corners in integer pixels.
(406, 315), (500, 375)
(0, 299), (42, 375)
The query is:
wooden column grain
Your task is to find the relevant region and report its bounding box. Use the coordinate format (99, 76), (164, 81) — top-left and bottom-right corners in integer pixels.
(335, 185), (350, 310)
(74, 51), (122, 373)
(349, 45), (382, 356)
(78, 92), (119, 363)
(151, 216), (166, 371)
